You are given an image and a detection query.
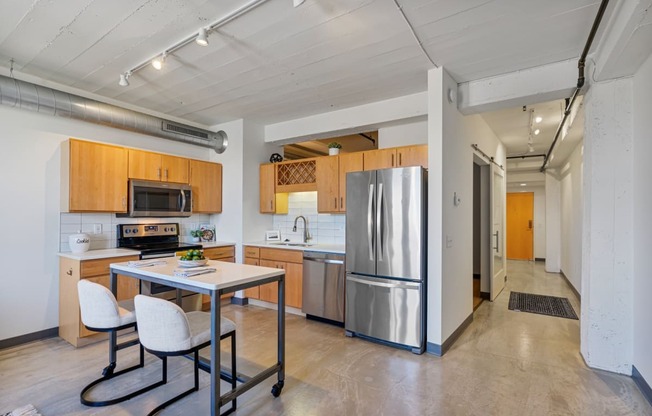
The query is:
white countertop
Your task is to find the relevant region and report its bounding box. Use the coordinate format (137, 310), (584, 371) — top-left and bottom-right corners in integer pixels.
(111, 258), (283, 291)
(201, 241), (236, 248)
(244, 241), (345, 254)
(57, 248), (140, 261)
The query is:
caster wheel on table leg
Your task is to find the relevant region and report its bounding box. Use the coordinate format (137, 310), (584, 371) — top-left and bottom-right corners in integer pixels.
(271, 381), (284, 398)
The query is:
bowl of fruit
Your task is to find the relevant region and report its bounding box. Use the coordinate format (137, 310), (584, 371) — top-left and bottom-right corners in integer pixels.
(178, 249), (208, 267)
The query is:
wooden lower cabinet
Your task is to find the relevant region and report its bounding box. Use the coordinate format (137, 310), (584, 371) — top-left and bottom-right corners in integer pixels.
(59, 255), (139, 347)
(243, 246), (303, 309)
(201, 245), (236, 308)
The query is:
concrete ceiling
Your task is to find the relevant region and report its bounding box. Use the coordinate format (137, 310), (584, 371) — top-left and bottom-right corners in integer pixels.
(0, 0), (605, 128)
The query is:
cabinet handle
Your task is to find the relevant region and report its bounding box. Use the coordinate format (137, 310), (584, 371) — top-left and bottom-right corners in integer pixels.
(157, 168), (161, 179)
(399, 153), (402, 166)
(270, 200), (273, 210)
(340, 196), (343, 209)
(391, 154), (395, 166)
(334, 197), (337, 209)
(66, 268), (73, 276)
(165, 168), (169, 180)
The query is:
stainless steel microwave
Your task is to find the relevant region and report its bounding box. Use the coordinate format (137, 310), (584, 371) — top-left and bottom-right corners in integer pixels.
(122, 180), (192, 217)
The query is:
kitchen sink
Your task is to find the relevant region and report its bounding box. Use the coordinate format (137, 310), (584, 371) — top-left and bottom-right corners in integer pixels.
(268, 242), (314, 247)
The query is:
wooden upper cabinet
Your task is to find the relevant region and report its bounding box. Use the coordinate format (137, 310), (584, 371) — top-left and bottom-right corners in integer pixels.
(260, 164), (276, 213)
(397, 144), (428, 169)
(316, 156), (339, 213)
(67, 139), (128, 212)
(189, 160), (222, 213)
(338, 152), (363, 211)
(363, 148), (397, 171)
(128, 149), (189, 183)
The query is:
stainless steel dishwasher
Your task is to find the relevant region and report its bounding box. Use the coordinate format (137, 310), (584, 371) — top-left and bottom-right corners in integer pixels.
(302, 251), (345, 325)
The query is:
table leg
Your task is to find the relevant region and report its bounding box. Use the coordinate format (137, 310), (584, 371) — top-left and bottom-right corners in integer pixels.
(277, 273), (285, 390)
(210, 289), (221, 416)
(109, 271), (118, 365)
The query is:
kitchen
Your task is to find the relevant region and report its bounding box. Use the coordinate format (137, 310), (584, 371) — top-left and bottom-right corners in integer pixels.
(2, 0), (652, 415)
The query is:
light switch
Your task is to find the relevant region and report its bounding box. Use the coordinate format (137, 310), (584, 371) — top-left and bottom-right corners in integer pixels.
(93, 224), (102, 234)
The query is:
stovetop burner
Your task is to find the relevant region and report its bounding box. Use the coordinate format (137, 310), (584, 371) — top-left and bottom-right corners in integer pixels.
(117, 223), (202, 256)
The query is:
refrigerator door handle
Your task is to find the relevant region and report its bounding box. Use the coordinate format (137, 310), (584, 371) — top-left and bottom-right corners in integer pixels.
(347, 275), (420, 289)
(377, 182), (384, 261)
(367, 183), (375, 261)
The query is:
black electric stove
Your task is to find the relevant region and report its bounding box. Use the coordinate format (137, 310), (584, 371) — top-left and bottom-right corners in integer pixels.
(117, 223), (202, 259)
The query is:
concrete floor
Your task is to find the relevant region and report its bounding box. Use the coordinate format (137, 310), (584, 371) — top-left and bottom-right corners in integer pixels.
(1, 260), (650, 415)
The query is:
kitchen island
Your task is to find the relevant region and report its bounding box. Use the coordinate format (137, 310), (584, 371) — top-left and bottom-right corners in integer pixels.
(109, 258), (286, 416)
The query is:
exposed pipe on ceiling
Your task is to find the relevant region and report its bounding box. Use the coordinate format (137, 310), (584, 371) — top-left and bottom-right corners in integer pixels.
(540, 0), (609, 172)
(0, 74), (227, 153)
(507, 154), (547, 160)
(391, 0), (438, 68)
(358, 133), (376, 144)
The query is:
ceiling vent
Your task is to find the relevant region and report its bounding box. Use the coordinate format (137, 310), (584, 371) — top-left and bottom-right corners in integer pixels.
(0, 74), (227, 154)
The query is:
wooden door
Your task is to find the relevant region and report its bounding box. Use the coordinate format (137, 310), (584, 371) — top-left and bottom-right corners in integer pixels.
(258, 259), (279, 303)
(128, 149), (161, 181)
(190, 160), (222, 213)
(338, 152), (364, 211)
(285, 262), (303, 308)
(69, 140), (128, 212)
(363, 148), (396, 171)
(243, 257), (260, 299)
(161, 154), (189, 183)
(316, 156), (339, 212)
(506, 192), (534, 260)
(397, 145), (428, 168)
(260, 164), (276, 213)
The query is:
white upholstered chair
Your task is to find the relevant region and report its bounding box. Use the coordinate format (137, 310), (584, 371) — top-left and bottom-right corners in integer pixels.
(77, 280), (165, 407)
(134, 294), (237, 416)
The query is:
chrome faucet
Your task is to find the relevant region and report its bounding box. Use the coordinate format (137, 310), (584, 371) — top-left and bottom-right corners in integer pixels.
(293, 215), (312, 243)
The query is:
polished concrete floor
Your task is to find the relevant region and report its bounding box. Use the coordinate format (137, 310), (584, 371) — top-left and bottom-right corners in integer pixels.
(1, 260), (650, 415)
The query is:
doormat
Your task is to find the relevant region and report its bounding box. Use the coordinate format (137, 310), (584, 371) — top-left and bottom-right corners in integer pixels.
(508, 292), (578, 320)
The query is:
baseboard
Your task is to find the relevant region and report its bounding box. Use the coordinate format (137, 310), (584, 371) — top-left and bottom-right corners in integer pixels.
(0, 327), (58, 350)
(535, 257), (545, 262)
(426, 312), (473, 357)
(230, 296), (249, 306)
(472, 273), (480, 280)
(560, 269), (581, 301)
(480, 291), (490, 300)
(633, 366), (652, 407)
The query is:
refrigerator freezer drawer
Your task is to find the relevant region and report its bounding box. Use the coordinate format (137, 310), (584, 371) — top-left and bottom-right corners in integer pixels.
(345, 274), (423, 349)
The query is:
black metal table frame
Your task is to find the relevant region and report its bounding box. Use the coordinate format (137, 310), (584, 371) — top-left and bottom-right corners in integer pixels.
(110, 265), (286, 416)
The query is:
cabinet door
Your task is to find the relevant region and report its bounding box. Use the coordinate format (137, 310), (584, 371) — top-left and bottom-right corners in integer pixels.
(338, 152), (364, 211)
(397, 145), (428, 168)
(260, 164), (276, 213)
(243, 257), (260, 299)
(128, 149), (162, 181)
(203, 246), (235, 260)
(190, 160), (222, 213)
(258, 259), (279, 303)
(363, 148), (396, 171)
(285, 262), (303, 309)
(316, 156), (339, 213)
(161, 154), (189, 183)
(69, 140), (128, 212)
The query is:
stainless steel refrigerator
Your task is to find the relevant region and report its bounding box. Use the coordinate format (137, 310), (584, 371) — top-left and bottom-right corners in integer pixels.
(345, 166), (426, 354)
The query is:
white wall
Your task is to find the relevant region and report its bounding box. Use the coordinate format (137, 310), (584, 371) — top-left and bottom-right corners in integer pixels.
(0, 105), (247, 341)
(559, 141), (584, 292)
(428, 67), (506, 346)
(632, 53), (652, 385)
(378, 119), (427, 149)
(545, 174), (561, 273)
(581, 77), (634, 374)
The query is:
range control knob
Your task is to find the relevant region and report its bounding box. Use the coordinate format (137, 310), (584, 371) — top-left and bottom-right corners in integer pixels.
(125, 229), (130, 234)
(132, 228), (138, 234)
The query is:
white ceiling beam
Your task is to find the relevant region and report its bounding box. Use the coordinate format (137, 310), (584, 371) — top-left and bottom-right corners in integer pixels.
(264, 91), (427, 144)
(591, 0), (652, 81)
(457, 59), (579, 115)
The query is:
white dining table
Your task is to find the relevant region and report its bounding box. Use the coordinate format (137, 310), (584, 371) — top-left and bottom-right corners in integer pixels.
(110, 258), (286, 415)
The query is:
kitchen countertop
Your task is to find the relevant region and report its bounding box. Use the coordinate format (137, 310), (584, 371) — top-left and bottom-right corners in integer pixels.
(244, 241), (345, 255)
(58, 241), (236, 261)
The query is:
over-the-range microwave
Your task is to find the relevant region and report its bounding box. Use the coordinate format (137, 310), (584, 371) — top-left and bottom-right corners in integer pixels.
(119, 179), (192, 217)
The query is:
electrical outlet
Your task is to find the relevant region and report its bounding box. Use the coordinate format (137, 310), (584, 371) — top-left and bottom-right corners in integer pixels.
(93, 224), (102, 234)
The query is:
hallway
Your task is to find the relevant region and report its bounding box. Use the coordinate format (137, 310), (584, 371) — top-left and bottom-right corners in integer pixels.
(1, 261), (650, 415)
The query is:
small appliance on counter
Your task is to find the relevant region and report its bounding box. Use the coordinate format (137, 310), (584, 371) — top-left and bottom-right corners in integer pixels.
(117, 223), (203, 311)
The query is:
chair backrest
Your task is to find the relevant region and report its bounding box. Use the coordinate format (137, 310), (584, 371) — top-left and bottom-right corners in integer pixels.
(134, 295), (193, 353)
(77, 280), (122, 329)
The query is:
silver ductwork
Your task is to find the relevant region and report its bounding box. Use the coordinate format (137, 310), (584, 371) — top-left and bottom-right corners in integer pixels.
(0, 74), (227, 154)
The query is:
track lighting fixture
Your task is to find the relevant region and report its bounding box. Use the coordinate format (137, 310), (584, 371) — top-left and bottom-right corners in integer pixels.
(535, 116), (543, 123)
(151, 53), (167, 70)
(528, 144), (535, 153)
(118, 72), (130, 87)
(534, 129), (540, 135)
(196, 28), (209, 46)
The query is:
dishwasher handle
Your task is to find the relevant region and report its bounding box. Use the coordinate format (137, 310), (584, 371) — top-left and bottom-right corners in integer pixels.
(304, 258), (343, 265)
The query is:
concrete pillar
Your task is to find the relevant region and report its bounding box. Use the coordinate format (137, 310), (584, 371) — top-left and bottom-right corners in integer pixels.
(545, 173), (561, 273)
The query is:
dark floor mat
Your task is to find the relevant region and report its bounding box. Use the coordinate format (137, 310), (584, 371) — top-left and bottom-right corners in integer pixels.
(508, 291), (578, 320)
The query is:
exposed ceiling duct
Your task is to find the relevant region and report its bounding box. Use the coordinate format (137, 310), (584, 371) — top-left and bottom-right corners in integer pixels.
(0, 74), (227, 154)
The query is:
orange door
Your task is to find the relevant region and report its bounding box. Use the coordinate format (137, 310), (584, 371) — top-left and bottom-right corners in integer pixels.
(506, 192), (534, 260)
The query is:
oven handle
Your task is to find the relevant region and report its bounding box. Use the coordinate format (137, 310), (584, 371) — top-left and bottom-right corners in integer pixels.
(140, 252), (177, 260)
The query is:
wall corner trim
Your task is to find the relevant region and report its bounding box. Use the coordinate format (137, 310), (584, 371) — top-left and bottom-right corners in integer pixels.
(0, 327), (58, 350)
(633, 366), (652, 407)
(426, 312), (474, 357)
(560, 269), (581, 301)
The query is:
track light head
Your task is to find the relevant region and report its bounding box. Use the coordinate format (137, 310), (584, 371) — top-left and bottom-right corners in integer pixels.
(118, 72), (130, 87)
(196, 28), (209, 46)
(152, 53), (167, 70)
